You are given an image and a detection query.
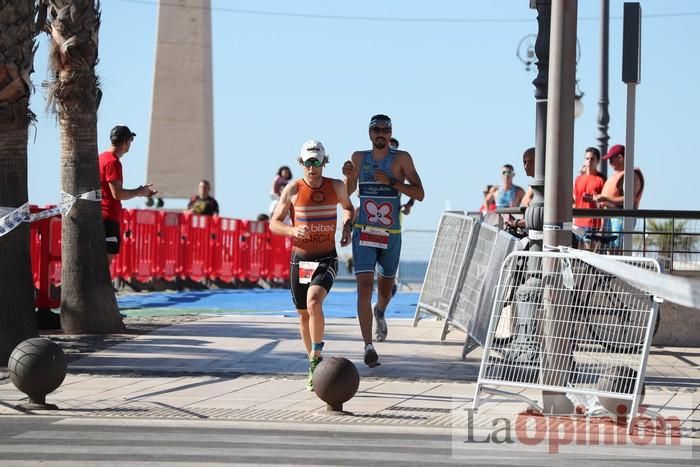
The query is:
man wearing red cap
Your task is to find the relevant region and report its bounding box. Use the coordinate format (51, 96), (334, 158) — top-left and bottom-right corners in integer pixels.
(593, 144), (645, 249)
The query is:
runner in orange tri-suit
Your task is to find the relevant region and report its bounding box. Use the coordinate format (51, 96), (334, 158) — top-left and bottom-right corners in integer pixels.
(270, 140), (354, 391)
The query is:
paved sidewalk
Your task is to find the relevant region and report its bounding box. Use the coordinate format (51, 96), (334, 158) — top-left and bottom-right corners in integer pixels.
(0, 315), (698, 434)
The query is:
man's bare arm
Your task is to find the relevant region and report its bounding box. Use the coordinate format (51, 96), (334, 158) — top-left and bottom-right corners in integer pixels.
(342, 151), (363, 196)
(333, 179), (355, 247)
(108, 180), (157, 201)
(513, 187), (526, 207)
(397, 152), (425, 201)
(269, 184), (298, 238)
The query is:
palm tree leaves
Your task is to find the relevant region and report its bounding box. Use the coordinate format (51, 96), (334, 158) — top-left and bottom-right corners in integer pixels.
(646, 219), (698, 253)
(645, 219), (700, 271)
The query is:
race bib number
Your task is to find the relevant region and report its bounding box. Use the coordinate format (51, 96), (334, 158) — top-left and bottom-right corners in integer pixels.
(359, 227), (390, 249)
(298, 261), (320, 284)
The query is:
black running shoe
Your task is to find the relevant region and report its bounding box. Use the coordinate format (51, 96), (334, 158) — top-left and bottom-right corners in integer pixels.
(364, 343), (380, 368)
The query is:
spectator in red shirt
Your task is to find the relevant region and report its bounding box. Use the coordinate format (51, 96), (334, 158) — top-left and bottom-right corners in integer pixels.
(573, 147), (605, 244)
(99, 125), (157, 265)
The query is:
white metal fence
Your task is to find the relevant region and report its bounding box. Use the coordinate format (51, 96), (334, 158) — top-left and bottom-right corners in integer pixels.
(413, 213), (519, 358)
(413, 213), (477, 322)
(473, 250), (661, 433)
(445, 224), (518, 357)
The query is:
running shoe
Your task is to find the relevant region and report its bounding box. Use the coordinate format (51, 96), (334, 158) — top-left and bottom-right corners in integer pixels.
(373, 303), (388, 342)
(364, 343), (380, 368)
(306, 356), (322, 391)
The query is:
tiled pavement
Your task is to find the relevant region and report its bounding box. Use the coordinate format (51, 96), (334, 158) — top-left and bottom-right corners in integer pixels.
(0, 316), (697, 436)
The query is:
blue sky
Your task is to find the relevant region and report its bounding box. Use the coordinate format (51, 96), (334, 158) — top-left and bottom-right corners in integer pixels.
(26, 0), (700, 240)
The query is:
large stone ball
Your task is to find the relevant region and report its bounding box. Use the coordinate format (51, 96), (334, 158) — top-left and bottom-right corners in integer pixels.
(596, 365), (645, 418)
(313, 356), (360, 411)
(8, 337), (67, 401)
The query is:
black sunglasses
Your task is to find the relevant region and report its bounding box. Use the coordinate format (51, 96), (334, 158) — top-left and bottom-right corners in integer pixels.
(371, 127), (391, 134)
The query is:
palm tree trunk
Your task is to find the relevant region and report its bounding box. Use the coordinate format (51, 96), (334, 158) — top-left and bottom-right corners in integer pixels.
(0, 125), (37, 364)
(0, 0), (39, 364)
(58, 111), (123, 333)
(45, 0), (123, 333)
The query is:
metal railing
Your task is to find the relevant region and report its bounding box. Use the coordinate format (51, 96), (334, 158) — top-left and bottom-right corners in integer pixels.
(479, 208), (700, 273)
(335, 228), (435, 286)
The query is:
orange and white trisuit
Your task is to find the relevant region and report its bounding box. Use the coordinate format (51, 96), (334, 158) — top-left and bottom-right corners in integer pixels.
(289, 177), (339, 309)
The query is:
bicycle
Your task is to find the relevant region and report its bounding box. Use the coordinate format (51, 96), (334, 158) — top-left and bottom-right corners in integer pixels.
(574, 232), (661, 352)
(490, 234), (660, 357)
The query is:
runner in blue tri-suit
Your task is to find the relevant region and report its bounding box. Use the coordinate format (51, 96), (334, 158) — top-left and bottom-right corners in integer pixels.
(342, 115), (425, 367)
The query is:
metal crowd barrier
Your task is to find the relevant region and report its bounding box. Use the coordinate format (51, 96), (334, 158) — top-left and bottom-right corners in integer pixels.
(413, 212), (477, 324)
(413, 213), (519, 358)
(446, 223), (518, 358)
(128, 209), (159, 283)
(158, 211), (184, 281)
(213, 217), (240, 283)
(473, 250), (661, 434)
(29, 206), (62, 310)
(30, 208), (295, 303)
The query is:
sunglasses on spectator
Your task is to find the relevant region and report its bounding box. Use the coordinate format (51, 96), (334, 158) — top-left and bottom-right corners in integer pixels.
(303, 158), (323, 168)
(371, 127), (391, 134)
(502, 170), (514, 176)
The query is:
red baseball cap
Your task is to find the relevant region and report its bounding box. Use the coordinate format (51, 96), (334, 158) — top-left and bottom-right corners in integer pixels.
(602, 144), (625, 160)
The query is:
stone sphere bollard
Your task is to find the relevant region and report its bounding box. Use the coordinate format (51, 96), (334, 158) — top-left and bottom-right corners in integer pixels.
(8, 337), (67, 410)
(313, 356), (360, 413)
(596, 365), (645, 420)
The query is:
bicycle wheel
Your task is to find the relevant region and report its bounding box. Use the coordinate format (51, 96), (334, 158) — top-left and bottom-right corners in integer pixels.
(585, 276), (656, 354)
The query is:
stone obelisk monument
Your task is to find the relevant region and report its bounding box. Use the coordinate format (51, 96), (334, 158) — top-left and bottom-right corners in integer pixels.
(147, 0), (214, 199)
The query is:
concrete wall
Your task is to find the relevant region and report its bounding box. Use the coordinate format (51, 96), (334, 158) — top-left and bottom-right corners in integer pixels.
(652, 271), (700, 347)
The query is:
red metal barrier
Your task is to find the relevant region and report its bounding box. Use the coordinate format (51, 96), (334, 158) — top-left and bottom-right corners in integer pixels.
(29, 205), (62, 309)
(213, 217), (240, 283)
(126, 209), (158, 283)
(47, 216), (61, 294)
(30, 212), (41, 288)
(237, 220), (267, 283)
(30, 209), (294, 298)
(182, 213), (214, 282)
(267, 230), (293, 281)
(157, 211), (183, 281)
(111, 209), (132, 280)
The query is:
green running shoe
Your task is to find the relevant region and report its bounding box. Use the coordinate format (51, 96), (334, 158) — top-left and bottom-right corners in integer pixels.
(306, 356), (322, 391)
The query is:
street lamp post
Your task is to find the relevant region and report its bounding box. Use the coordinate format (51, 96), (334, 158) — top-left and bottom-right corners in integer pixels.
(597, 0), (610, 178)
(525, 0), (550, 249)
(541, 0), (578, 415)
(504, 0), (550, 385)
